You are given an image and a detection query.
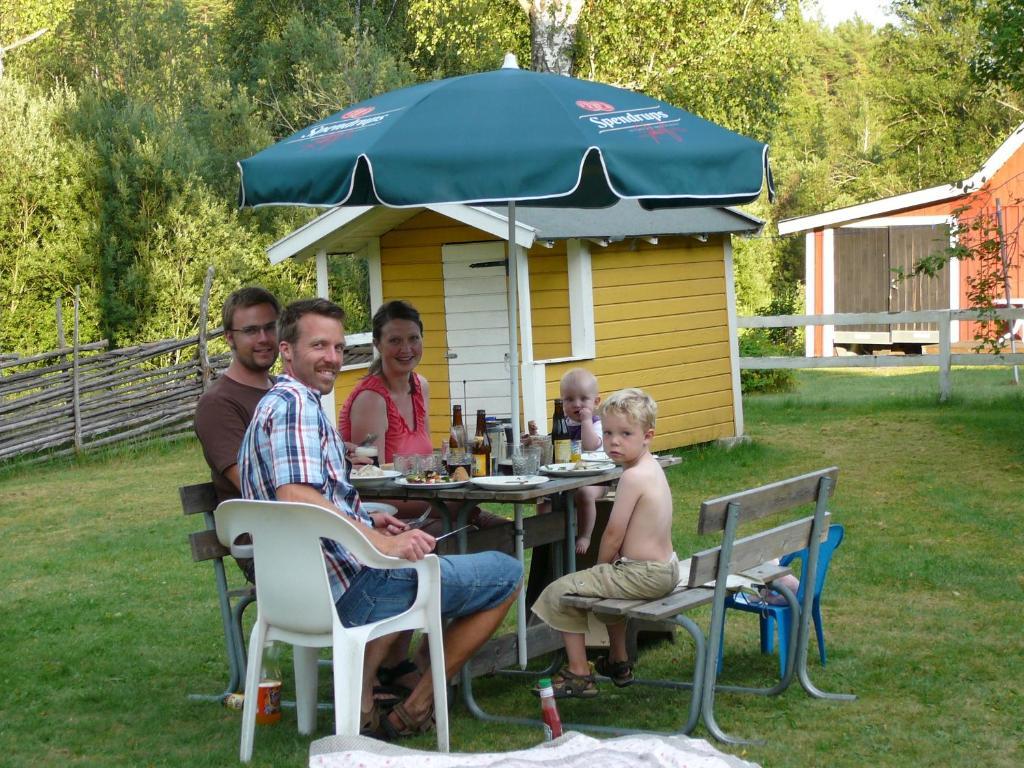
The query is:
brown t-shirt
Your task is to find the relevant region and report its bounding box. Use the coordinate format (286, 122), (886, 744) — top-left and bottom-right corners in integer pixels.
(194, 373), (272, 503)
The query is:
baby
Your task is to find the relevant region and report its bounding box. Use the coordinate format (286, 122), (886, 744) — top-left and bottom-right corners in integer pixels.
(559, 368), (606, 554)
(531, 388), (677, 697)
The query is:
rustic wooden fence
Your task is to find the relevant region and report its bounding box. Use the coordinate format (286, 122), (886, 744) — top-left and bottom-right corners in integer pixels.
(0, 273), (227, 463)
(738, 307), (1024, 401)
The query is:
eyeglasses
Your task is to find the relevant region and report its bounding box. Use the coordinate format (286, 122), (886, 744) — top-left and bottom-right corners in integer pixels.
(230, 321), (278, 337)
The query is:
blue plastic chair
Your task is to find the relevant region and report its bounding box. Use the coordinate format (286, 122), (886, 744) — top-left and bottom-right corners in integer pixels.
(719, 523), (845, 677)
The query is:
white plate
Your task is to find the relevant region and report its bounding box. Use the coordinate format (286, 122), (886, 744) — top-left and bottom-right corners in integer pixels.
(581, 451), (610, 462)
(470, 475), (551, 491)
(540, 462), (616, 477)
(361, 502), (399, 516)
(349, 469), (401, 486)
(394, 477), (469, 489)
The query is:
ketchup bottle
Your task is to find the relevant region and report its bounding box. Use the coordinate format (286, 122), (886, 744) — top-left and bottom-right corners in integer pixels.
(536, 677), (563, 740)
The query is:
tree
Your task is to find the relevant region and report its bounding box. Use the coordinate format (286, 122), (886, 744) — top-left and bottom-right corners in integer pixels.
(575, 0), (803, 141)
(974, 0), (1024, 95)
(405, 0), (528, 78)
(873, 0), (1020, 190)
(517, 0), (584, 75)
(0, 78), (100, 353)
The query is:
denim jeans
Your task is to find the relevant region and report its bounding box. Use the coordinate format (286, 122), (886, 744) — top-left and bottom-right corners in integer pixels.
(335, 550), (522, 628)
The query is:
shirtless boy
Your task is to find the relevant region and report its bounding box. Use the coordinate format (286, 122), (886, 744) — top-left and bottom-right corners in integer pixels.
(531, 388), (677, 697)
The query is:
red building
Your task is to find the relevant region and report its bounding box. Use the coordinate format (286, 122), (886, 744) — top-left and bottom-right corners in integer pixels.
(778, 121), (1024, 356)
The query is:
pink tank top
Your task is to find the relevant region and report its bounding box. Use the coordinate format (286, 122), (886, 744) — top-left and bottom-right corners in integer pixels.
(339, 373), (434, 463)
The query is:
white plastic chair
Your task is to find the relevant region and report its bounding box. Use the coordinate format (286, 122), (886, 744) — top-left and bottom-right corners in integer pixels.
(214, 499), (449, 762)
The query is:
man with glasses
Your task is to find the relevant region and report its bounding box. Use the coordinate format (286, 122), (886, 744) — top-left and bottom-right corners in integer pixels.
(194, 286), (280, 507)
(196, 286), (281, 503)
(194, 287), (281, 580)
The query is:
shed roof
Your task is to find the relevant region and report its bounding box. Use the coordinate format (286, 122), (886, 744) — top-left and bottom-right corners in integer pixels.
(484, 200), (763, 241)
(267, 200), (763, 263)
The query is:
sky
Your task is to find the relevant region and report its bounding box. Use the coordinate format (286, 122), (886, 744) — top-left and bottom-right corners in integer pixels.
(812, 0), (898, 28)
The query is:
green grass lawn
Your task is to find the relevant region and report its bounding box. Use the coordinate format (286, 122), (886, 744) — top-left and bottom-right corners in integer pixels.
(2, 368), (1023, 767)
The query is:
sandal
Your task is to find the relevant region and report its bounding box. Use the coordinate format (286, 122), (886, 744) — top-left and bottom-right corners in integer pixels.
(377, 659), (420, 688)
(372, 683), (410, 710)
(534, 665), (599, 699)
(359, 700), (386, 738)
(595, 655), (634, 688)
(375, 700), (435, 739)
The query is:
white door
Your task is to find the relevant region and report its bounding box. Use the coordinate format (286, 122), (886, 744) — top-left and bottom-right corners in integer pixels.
(442, 242), (511, 419)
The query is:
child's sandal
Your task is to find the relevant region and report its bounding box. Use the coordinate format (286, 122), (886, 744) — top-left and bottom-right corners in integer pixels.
(540, 665), (599, 699)
(595, 655), (634, 687)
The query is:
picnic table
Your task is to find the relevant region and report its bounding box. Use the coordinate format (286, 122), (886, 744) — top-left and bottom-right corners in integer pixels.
(357, 464), (623, 667)
(358, 456), (683, 724)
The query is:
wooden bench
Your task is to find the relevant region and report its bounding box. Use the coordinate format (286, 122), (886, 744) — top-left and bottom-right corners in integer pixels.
(561, 466), (855, 744)
(180, 482), (256, 701)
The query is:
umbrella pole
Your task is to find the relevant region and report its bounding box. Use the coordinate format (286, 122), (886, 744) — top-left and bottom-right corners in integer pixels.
(507, 200), (529, 669)
(507, 200), (521, 446)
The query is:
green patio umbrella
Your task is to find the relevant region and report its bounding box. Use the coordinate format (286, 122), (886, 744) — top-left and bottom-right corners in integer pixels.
(238, 55), (772, 210)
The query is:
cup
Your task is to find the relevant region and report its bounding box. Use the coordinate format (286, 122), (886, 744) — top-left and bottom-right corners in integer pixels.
(418, 452), (441, 473)
(353, 445), (379, 466)
(394, 454), (419, 476)
(255, 680), (281, 725)
(526, 434), (552, 467)
(525, 445), (542, 475)
(511, 445), (541, 476)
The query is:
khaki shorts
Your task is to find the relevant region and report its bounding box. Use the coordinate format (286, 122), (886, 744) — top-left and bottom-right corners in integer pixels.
(531, 556), (679, 634)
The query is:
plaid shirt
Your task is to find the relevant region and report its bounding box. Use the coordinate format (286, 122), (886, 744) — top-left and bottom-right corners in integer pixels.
(238, 373), (371, 601)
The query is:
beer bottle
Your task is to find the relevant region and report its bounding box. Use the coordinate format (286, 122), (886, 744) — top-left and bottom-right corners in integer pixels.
(471, 409), (491, 477)
(550, 399), (572, 464)
(449, 405), (464, 450)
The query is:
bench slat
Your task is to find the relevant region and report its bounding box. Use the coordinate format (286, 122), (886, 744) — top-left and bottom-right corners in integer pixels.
(626, 587), (715, 621)
(688, 513), (829, 586)
(739, 563), (792, 585)
(698, 466), (837, 534)
(180, 482), (218, 516)
(190, 528), (230, 563)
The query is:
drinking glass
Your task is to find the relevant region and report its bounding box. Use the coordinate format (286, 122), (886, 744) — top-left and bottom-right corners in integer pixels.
(511, 445), (541, 476)
(394, 454), (419, 476)
(418, 452), (441, 473)
(524, 445), (542, 475)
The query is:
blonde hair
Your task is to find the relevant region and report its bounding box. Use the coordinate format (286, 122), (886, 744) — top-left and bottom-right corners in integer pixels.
(598, 388), (657, 431)
(559, 367), (599, 395)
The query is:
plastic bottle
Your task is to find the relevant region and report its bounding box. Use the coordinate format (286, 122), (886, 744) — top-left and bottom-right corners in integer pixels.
(256, 642), (282, 725)
(550, 399), (572, 464)
(536, 677), (563, 740)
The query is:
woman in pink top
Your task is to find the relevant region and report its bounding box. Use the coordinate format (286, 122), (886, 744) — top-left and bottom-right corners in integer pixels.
(339, 300), (434, 466)
(340, 300), (509, 531)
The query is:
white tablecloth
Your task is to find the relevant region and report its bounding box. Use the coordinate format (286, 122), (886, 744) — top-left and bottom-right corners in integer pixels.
(309, 731), (760, 768)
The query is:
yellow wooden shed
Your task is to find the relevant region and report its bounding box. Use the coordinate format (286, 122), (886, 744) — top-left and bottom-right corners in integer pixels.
(265, 201), (762, 452)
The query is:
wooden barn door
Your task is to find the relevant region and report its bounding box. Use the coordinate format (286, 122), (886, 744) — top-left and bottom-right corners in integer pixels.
(835, 224), (950, 346)
(888, 225), (951, 342)
(834, 227), (891, 344)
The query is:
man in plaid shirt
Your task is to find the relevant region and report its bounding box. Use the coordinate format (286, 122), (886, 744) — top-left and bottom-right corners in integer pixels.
(238, 298), (521, 739)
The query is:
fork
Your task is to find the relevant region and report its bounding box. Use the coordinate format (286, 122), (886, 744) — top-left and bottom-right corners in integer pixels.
(404, 506), (433, 530)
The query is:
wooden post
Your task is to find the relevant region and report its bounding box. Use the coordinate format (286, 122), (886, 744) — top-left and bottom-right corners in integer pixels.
(197, 266), (214, 392)
(72, 287), (82, 452)
(938, 310), (951, 403)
